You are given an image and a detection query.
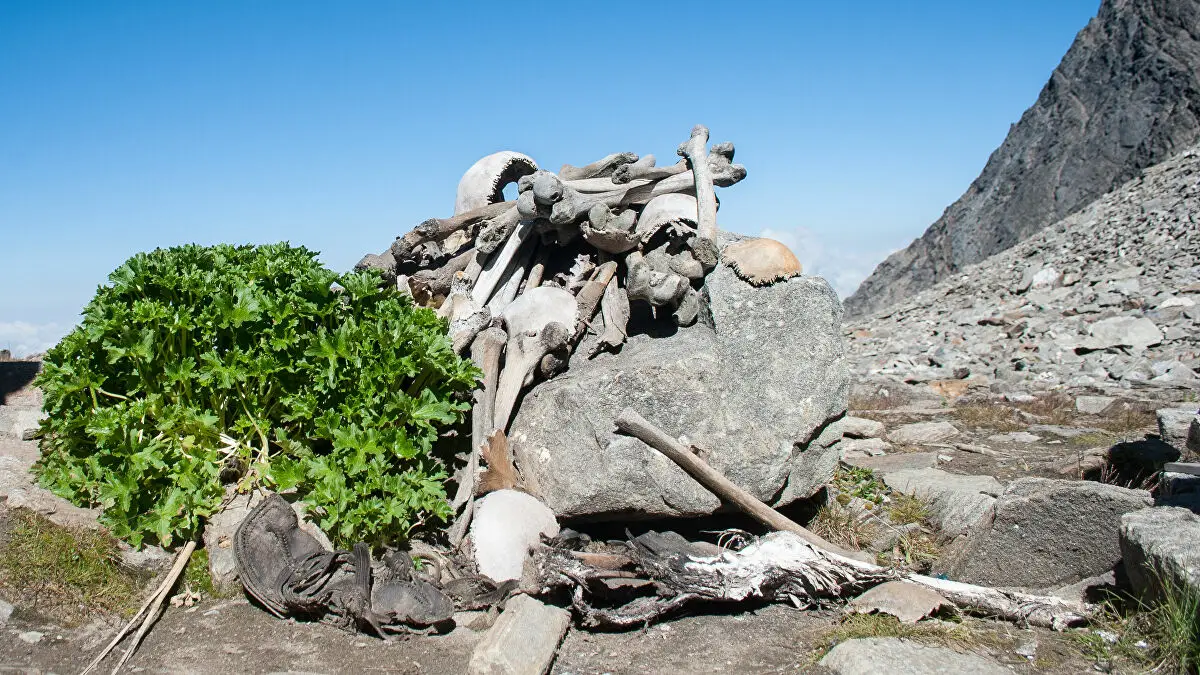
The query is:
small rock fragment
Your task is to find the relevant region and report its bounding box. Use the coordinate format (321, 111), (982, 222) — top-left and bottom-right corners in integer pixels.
(18, 630), (43, 644)
(888, 421), (959, 445)
(820, 637), (1010, 675)
(846, 581), (953, 624)
(1075, 396), (1115, 415)
(467, 594), (570, 675)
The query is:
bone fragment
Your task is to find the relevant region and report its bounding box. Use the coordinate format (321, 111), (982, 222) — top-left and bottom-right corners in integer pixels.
(591, 280), (630, 357)
(438, 285), (492, 355)
(494, 322), (571, 433)
(524, 262), (544, 291)
(677, 125), (719, 269)
(449, 326), (506, 547)
(582, 204), (639, 254)
(558, 151), (638, 181)
(391, 200), (512, 260)
(472, 219), (535, 307)
(626, 250), (690, 307)
(475, 206), (525, 255)
(499, 286), (578, 338)
(410, 246), (475, 300)
(572, 261), (618, 342)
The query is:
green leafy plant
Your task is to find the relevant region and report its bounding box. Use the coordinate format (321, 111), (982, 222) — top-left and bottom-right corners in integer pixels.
(35, 243), (479, 549)
(832, 466), (887, 505)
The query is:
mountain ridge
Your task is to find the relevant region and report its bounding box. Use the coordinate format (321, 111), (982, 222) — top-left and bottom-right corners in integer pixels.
(845, 0), (1200, 318)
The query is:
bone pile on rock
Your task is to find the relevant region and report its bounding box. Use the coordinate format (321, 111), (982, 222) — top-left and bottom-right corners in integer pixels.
(356, 125), (762, 478)
(846, 142), (1200, 400)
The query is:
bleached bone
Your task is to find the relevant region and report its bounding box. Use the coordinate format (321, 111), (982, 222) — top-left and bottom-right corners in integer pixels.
(472, 219), (535, 307)
(636, 193), (698, 243)
(678, 125), (719, 270)
(437, 281), (492, 355)
(723, 238), (803, 286)
(448, 325), (507, 546)
(572, 261), (618, 342)
(485, 241), (536, 315)
(590, 280), (629, 357)
(493, 322), (571, 432)
(391, 200), (512, 260)
(612, 154), (687, 185)
(563, 254), (596, 293)
(626, 250), (690, 308)
(707, 141), (746, 187)
(524, 261), (544, 291)
(455, 151), (538, 216)
(475, 206), (525, 255)
(581, 204), (639, 254)
(558, 152), (638, 181)
(410, 246), (475, 300)
(499, 286), (578, 339)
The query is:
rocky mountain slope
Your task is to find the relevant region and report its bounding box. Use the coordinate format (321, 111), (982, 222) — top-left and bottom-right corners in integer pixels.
(846, 0), (1200, 319)
(846, 141), (1200, 393)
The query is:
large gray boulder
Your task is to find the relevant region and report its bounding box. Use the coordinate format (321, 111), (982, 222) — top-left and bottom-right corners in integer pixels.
(937, 478), (1152, 588)
(1120, 506), (1200, 601)
(882, 468), (1002, 537)
(509, 263), (848, 520)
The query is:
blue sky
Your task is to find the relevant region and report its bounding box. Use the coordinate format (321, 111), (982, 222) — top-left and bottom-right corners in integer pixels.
(1, 1), (1100, 355)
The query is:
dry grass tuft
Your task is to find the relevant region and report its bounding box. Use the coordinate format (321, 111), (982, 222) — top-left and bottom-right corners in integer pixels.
(1071, 574), (1200, 674)
(815, 614), (1013, 660)
(810, 502), (879, 551)
(0, 509), (144, 624)
(954, 404), (1024, 431)
(888, 493), (932, 526)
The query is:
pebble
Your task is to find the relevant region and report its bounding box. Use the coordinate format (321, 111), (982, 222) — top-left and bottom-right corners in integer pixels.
(18, 630), (43, 644)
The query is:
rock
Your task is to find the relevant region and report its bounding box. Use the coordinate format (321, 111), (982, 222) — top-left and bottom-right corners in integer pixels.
(467, 594), (570, 675)
(986, 431), (1040, 444)
(509, 261), (848, 519)
(1120, 507), (1200, 600)
(1158, 408), (1200, 451)
(820, 637), (1010, 675)
(1082, 317), (1163, 351)
(838, 437), (892, 457)
(119, 544), (174, 574)
(887, 421), (959, 445)
(0, 598), (12, 625)
(1191, 417), (1200, 454)
(471, 490), (559, 583)
(0, 407), (43, 440)
(845, 0), (1200, 319)
(938, 478), (1152, 588)
(841, 416), (885, 439)
(1076, 396), (1116, 415)
(18, 631), (43, 644)
(202, 491), (333, 596)
(882, 469), (1002, 537)
(845, 452), (938, 475)
(846, 581), (952, 624)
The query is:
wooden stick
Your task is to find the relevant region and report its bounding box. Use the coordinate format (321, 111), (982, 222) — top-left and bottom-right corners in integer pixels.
(613, 408), (864, 560)
(82, 539), (196, 675)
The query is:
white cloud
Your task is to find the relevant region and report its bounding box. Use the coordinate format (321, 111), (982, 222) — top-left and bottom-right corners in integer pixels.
(0, 321), (71, 358)
(759, 227), (896, 300)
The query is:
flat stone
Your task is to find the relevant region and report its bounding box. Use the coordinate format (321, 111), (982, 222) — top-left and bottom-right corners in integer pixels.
(1075, 395), (1116, 415)
(18, 631), (43, 644)
(1081, 316), (1163, 351)
(820, 637), (1010, 675)
(841, 416), (886, 439)
(1120, 507), (1200, 601)
(471, 490), (559, 583)
(844, 452), (937, 474)
(883, 469), (1002, 537)
(1165, 462), (1200, 477)
(1028, 425), (1101, 439)
(1158, 408), (1199, 451)
(987, 431), (1041, 444)
(846, 581), (951, 624)
(510, 258), (848, 520)
(839, 437), (892, 457)
(0, 598), (12, 625)
(467, 594), (570, 675)
(888, 421), (960, 445)
(938, 478), (1152, 588)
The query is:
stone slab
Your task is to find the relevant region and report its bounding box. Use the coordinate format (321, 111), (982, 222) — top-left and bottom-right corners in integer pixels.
(820, 637), (1010, 675)
(467, 594), (570, 675)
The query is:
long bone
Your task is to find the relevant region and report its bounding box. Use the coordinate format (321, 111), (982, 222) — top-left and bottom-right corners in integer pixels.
(677, 125), (720, 270)
(475, 206), (525, 255)
(471, 219), (535, 306)
(611, 154), (688, 185)
(409, 246), (475, 300)
(391, 200), (512, 261)
(558, 152), (638, 181)
(485, 240), (536, 315)
(572, 261), (618, 342)
(495, 286), (578, 426)
(590, 278), (630, 357)
(437, 275), (492, 355)
(493, 321), (571, 433)
(448, 325), (507, 546)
